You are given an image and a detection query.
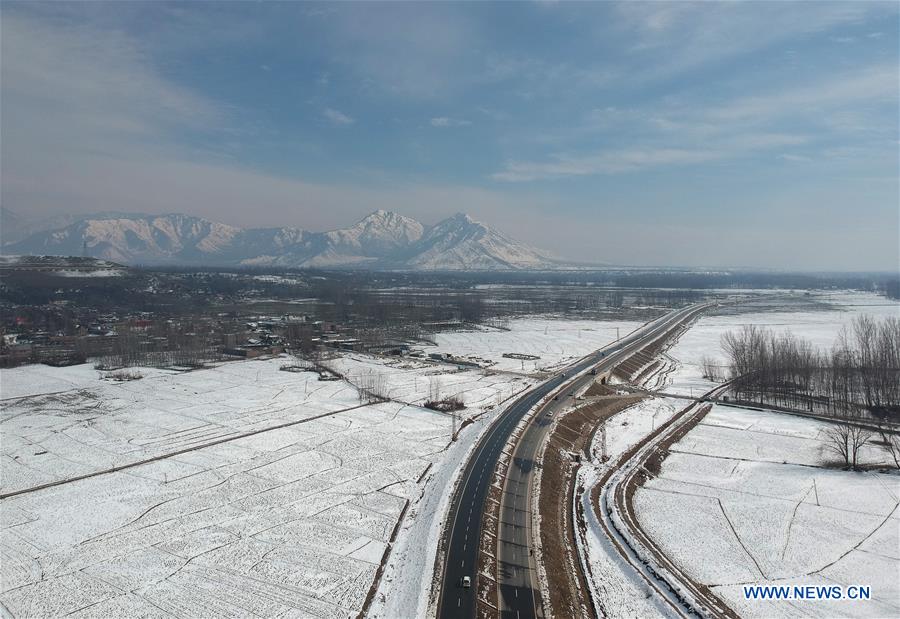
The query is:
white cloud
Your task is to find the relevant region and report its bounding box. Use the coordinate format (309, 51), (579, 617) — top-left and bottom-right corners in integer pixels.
(476, 106), (510, 121)
(613, 1), (884, 81)
(323, 107), (354, 125)
(494, 61), (896, 181)
(492, 148), (720, 182)
(706, 65), (897, 123)
(778, 153), (812, 163)
(430, 117), (472, 127)
(492, 130), (814, 181)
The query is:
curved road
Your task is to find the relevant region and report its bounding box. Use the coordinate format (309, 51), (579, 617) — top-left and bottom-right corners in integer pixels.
(438, 303), (711, 619)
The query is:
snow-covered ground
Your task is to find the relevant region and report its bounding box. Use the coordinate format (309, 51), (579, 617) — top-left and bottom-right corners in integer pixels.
(576, 397), (684, 618)
(325, 353), (536, 416)
(633, 404), (900, 618)
(598, 397), (683, 462)
(422, 316), (644, 374)
(664, 292), (900, 397)
(51, 268), (125, 278)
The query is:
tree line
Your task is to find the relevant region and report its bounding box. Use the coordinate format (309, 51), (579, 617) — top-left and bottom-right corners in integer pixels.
(720, 315), (900, 420)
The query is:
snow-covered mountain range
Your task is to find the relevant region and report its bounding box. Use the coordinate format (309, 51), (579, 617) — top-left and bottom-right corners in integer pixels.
(1, 209), (562, 270)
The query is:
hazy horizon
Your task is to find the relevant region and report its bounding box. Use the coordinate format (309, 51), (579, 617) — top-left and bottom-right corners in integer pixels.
(1, 1), (898, 271)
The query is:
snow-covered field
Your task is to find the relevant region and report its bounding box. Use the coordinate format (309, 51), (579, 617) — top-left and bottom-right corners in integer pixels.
(422, 316), (644, 374)
(1, 357), (468, 617)
(1, 359), (369, 495)
(664, 292), (900, 397)
(635, 405), (900, 618)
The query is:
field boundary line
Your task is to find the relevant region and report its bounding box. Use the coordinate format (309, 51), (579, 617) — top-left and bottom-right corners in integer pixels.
(0, 402), (371, 500)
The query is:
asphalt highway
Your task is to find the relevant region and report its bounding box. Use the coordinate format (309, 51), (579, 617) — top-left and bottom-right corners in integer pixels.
(437, 303), (710, 619)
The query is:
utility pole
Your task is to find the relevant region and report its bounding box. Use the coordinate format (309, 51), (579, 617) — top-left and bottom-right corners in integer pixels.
(616, 327), (620, 341)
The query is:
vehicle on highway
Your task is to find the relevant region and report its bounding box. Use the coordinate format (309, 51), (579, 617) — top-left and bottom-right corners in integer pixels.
(461, 576), (471, 588)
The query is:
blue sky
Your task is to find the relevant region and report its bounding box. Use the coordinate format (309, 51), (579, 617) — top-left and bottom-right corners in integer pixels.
(1, 1), (898, 270)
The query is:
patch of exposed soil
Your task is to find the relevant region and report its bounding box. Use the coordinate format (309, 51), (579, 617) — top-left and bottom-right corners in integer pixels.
(584, 382), (616, 397)
(538, 395), (643, 619)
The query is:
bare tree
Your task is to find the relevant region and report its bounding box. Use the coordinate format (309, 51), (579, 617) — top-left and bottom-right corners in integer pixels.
(355, 371), (388, 404)
(428, 376), (441, 403)
(700, 355), (723, 382)
(824, 422), (872, 470)
(876, 422), (900, 470)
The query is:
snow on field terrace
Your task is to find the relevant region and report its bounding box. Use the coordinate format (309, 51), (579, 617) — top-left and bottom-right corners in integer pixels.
(422, 316), (644, 374)
(634, 405), (900, 618)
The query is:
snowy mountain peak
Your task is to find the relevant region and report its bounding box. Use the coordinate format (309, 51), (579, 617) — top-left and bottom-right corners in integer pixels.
(4, 210), (564, 270)
(325, 210), (425, 258)
(352, 210), (423, 235)
(401, 212), (555, 270)
(448, 212), (476, 224)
